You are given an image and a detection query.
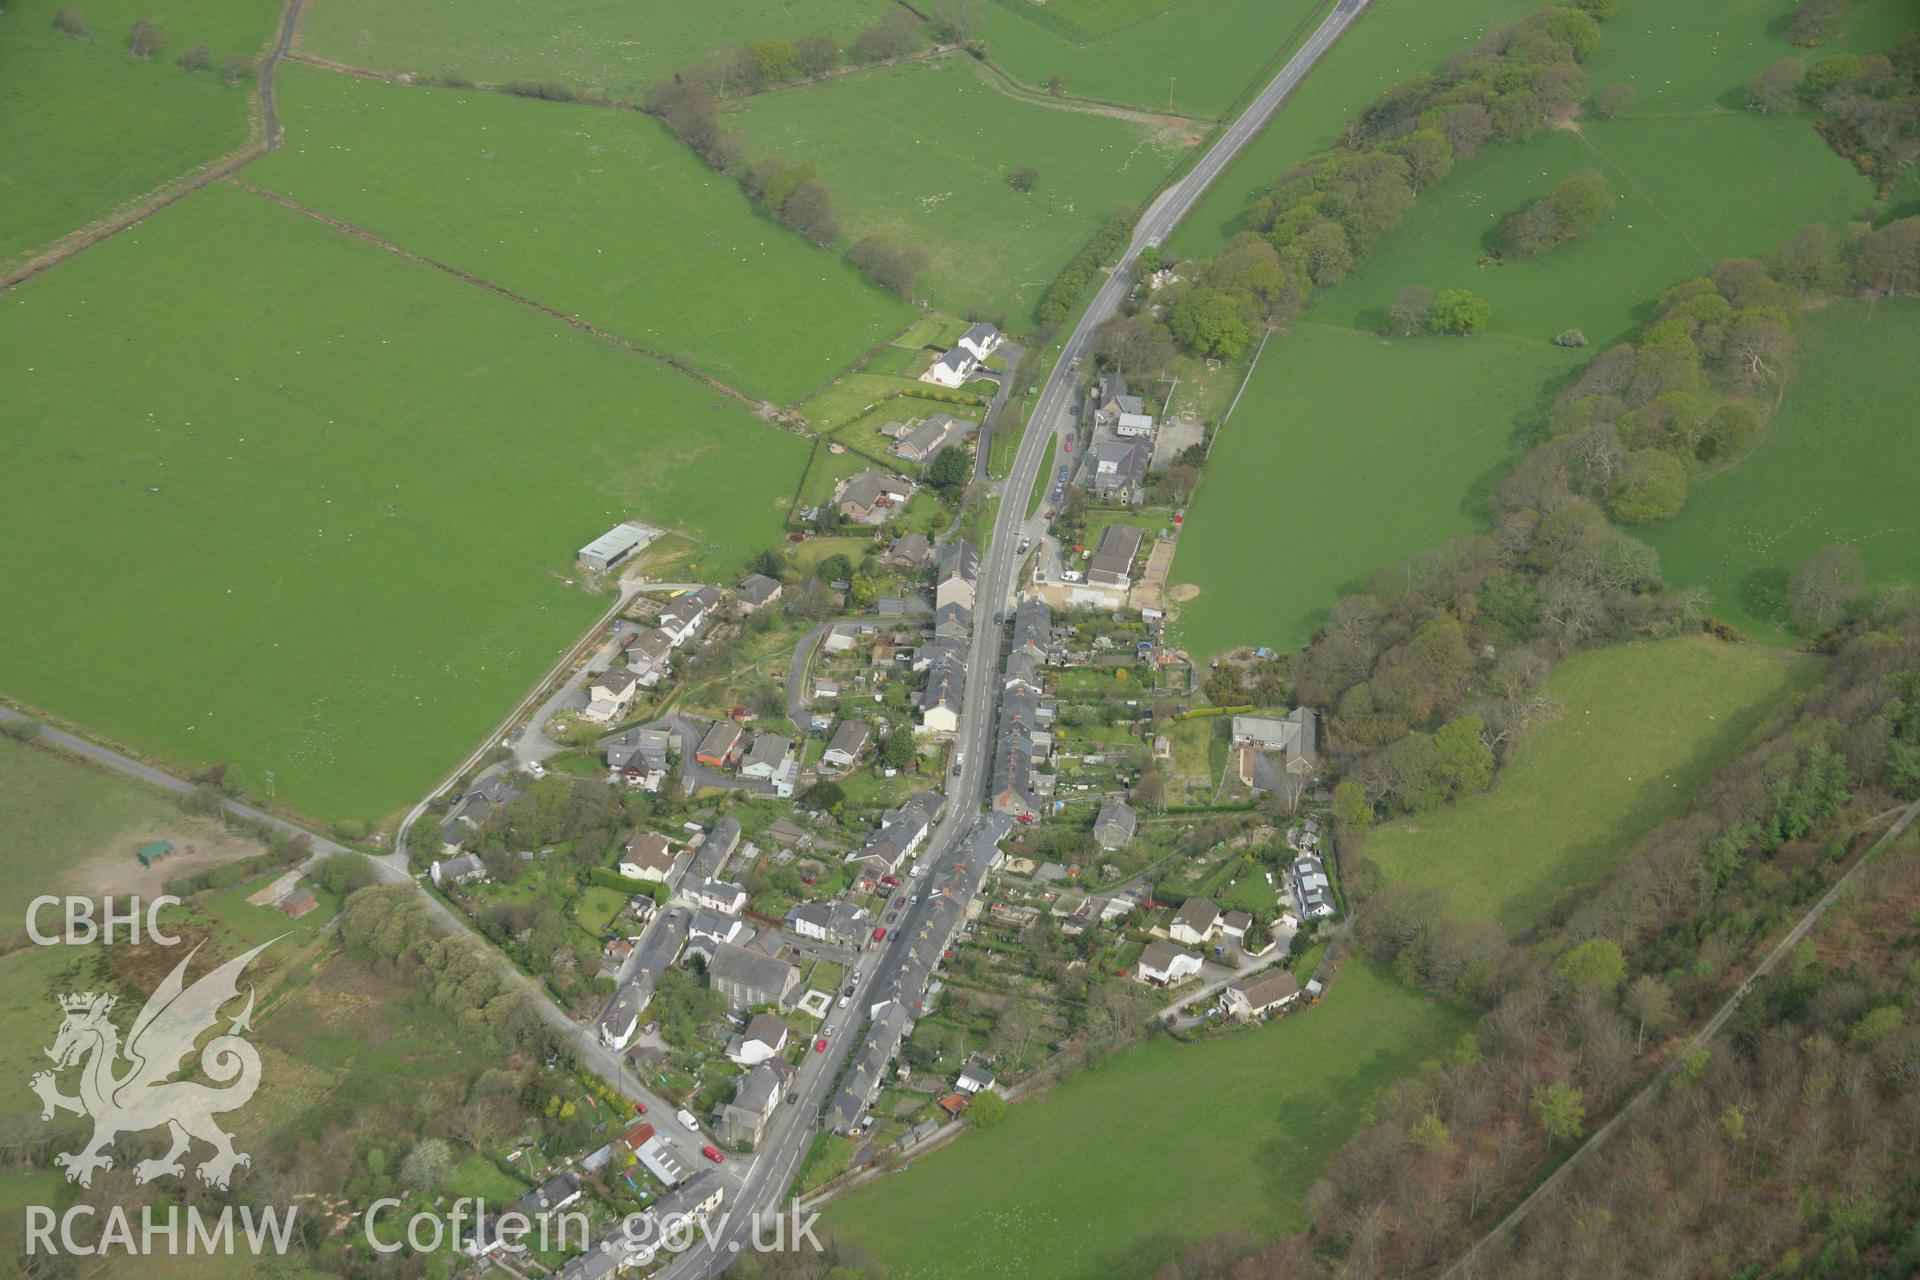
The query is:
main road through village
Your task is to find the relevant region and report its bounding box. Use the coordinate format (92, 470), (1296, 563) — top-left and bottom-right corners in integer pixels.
(655, 1), (1376, 1273)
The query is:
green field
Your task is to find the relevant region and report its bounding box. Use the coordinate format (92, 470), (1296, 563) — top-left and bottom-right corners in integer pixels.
(0, 0), (280, 266)
(825, 956), (1470, 1279)
(1169, 325), (1578, 657)
(1365, 636), (1816, 928)
(976, 0), (1328, 117)
(725, 54), (1191, 321)
(1167, 0), (1543, 259)
(298, 0), (897, 100)
(1646, 299), (1920, 643)
(248, 64), (912, 404)
(0, 182), (810, 821)
(1311, 0), (1874, 347)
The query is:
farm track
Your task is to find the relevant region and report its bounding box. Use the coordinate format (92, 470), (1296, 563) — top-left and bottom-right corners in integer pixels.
(968, 55), (1211, 129)
(0, 0), (307, 293)
(222, 178), (775, 417)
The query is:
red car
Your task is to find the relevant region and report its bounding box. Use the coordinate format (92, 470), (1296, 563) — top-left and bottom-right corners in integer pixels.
(814, 1037), (828, 1053)
(880, 875), (902, 887)
(633, 1101), (648, 1115)
(1064, 438), (1073, 453)
(873, 926), (888, 942)
(702, 1145), (724, 1163)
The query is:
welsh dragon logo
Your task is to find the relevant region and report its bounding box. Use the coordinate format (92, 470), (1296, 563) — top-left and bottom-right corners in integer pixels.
(30, 939), (276, 1189)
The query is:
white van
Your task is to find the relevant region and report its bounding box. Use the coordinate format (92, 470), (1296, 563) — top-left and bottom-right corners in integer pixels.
(676, 1108), (700, 1133)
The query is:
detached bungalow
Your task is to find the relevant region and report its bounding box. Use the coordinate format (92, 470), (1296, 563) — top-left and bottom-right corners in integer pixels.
(835, 470), (915, 525)
(891, 412), (968, 464)
(1086, 522), (1145, 590)
(1093, 799), (1136, 850)
(822, 719), (872, 768)
(1136, 940), (1203, 986)
(1225, 969), (1301, 1019)
(736, 573), (783, 615)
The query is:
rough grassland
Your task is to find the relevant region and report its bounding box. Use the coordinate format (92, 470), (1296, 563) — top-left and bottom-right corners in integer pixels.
(0, 738), (252, 946)
(1646, 299), (1920, 643)
(976, 0), (1328, 117)
(1366, 637), (1817, 929)
(1169, 326), (1578, 658)
(1312, 0), (1873, 347)
(724, 55), (1190, 321)
(0, 183), (809, 820)
(248, 64), (913, 404)
(297, 0), (896, 101)
(824, 956), (1470, 1280)
(1167, 0), (1543, 258)
(0, 0), (280, 266)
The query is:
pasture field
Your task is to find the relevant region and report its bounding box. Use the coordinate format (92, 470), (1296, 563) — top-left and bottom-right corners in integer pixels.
(248, 64), (913, 404)
(1364, 636), (1817, 929)
(1173, 0), (1904, 262)
(1645, 299), (1920, 643)
(823, 956), (1471, 1280)
(297, 0), (896, 101)
(724, 55), (1192, 321)
(1312, 0), (1873, 347)
(1167, 0), (1542, 258)
(0, 0), (279, 266)
(975, 0), (1328, 117)
(1168, 325), (1578, 658)
(0, 182), (809, 821)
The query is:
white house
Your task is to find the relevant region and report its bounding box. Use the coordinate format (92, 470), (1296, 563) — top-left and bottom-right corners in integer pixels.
(920, 346), (977, 389)
(956, 322), (1003, 361)
(955, 1065), (996, 1095)
(1114, 411), (1156, 438)
(726, 1013), (790, 1066)
(687, 876), (747, 914)
(581, 666), (641, 724)
(1224, 969), (1301, 1019)
(1136, 940), (1203, 986)
(619, 832), (675, 882)
(1168, 897), (1221, 947)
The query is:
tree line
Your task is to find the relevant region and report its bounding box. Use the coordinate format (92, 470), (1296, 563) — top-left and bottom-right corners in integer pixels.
(52, 6), (254, 82)
(1095, 1), (1617, 368)
(640, 14), (945, 302)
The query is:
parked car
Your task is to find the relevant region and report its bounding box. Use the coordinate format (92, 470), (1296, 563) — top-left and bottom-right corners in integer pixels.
(873, 927), (887, 942)
(880, 874), (903, 888)
(632, 1101), (648, 1115)
(814, 1037), (828, 1053)
(675, 1108), (699, 1132)
(843, 983), (857, 997)
(1063, 438), (1073, 453)
(909, 894), (920, 906)
(786, 1092), (800, 1105)
(839, 995), (851, 1009)
(701, 1146), (724, 1163)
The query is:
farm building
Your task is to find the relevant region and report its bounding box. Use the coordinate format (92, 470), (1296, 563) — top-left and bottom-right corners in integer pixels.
(577, 521), (654, 574)
(136, 840), (174, 867)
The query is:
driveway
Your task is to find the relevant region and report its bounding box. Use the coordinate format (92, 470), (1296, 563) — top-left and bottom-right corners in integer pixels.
(972, 342), (1023, 481)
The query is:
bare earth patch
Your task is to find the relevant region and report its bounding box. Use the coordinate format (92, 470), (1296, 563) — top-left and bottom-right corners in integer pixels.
(69, 822), (264, 900)
(1169, 583), (1201, 603)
